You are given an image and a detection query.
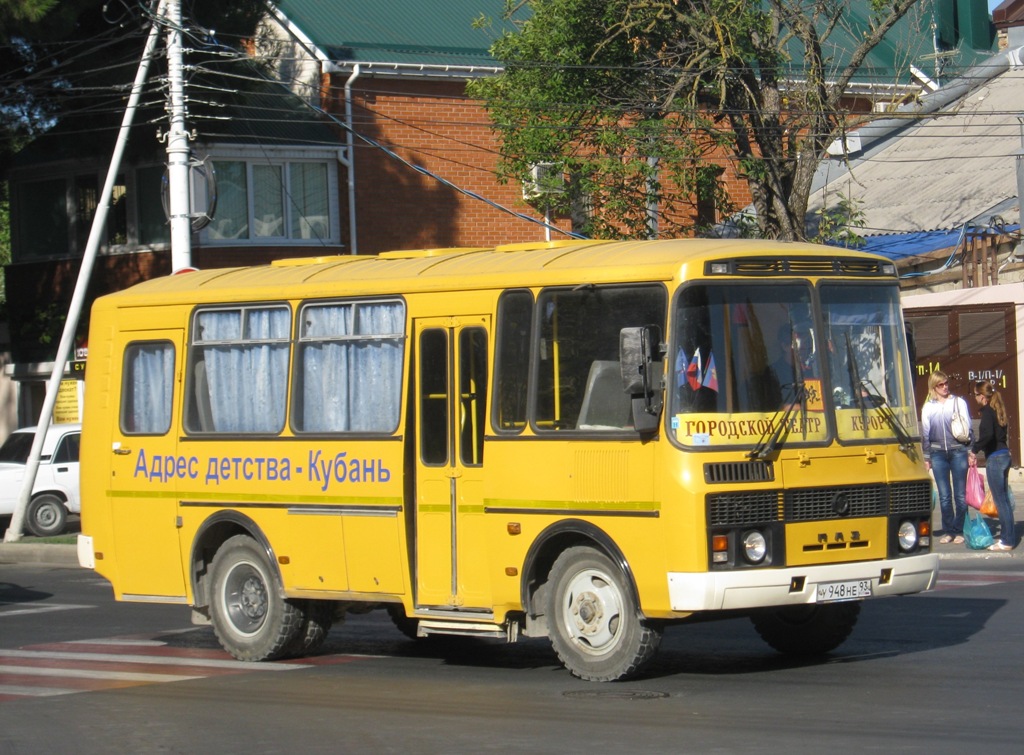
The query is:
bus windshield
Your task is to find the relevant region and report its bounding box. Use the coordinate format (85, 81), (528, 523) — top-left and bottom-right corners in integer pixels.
(670, 281), (917, 448)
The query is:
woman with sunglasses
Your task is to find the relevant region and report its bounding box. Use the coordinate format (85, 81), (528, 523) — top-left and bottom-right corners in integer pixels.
(921, 371), (972, 543)
(969, 381), (1016, 551)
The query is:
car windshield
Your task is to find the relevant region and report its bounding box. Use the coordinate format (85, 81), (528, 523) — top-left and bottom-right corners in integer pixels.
(0, 432), (32, 464)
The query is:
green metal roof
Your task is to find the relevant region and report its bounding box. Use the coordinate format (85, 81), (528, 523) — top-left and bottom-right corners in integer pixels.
(274, 0), (526, 68)
(274, 0), (996, 86)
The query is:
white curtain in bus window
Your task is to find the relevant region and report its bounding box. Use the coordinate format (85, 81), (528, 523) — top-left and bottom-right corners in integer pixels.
(296, 300), (405, 433)
(122, 341), (175, 434)
(194, 306), (290, 433)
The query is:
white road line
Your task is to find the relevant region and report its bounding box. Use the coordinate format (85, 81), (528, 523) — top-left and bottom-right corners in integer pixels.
(0, 648), (308, 670)
(0, 603), (93, 618)
(0, 665), (200, 683)
(0, 685), (78, 697)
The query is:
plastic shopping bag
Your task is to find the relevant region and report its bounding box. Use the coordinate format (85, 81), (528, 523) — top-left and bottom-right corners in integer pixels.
(981, 488), (999, 518)
(965, 509), (995, 550)
(966, 466), (985, 510)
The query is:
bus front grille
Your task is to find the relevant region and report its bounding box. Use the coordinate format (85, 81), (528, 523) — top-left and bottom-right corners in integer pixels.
(706, 481), (925, 526)
(888, 480), (932, 514)
(785, 484), (887, 521)
(707, 491), (781, 525)
(704, 461), (775, 484)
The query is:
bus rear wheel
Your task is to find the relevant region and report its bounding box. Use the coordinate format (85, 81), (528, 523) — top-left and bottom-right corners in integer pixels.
(209, 535), (303, 661)
(546, 546), (661, 682)
(750, 602), (861, 656)
(283, 600), (335, 658)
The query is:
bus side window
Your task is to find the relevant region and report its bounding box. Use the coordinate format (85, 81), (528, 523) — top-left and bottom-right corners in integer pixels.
(577, 360), (631, 430)
(493, 289), (532, 433)
(192, 360), (214, 432)
(121, 341), (175, 435)
(534, 284), (666, 432)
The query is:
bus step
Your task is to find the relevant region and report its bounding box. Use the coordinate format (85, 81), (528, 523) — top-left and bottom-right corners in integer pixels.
(417, 619), (509, 640)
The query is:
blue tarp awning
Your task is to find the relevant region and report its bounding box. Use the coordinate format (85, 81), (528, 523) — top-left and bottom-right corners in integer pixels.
(827, 225), (1019, 262)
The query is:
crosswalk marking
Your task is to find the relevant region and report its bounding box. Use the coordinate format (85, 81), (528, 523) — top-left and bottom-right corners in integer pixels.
(0, 631), (351, 704)
(0, 603), (93, 619)
(933, 571), (1024, 591)
(0, 664), (201, 683)
(0, 647), (304, 670)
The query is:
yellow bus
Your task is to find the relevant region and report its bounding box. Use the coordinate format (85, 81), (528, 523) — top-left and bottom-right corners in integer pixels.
(77, 238), (938, 681)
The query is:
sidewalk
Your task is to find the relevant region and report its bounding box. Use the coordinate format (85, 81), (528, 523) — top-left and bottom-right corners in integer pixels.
(0, 540), (79, 566)
(928, 479), (1021, 561)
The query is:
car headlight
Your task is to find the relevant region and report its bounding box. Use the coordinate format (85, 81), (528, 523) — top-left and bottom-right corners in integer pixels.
(742, 530), (767, 564)
(897, 520), (918, 551)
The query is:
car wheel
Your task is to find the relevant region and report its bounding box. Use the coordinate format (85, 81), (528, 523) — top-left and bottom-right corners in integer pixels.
(26, 494), (68, 537)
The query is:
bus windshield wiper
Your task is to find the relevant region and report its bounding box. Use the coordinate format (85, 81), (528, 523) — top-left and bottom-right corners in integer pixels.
(748, 381), (807, 460)
(858, 379), (917, 455)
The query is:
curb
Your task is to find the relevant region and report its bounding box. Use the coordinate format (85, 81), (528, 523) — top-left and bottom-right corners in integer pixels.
(0, 543), (79, 567)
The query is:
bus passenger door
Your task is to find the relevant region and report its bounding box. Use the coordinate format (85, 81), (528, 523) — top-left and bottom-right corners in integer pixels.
(413, 316), (490, 609)
(107, 328), (187, 599)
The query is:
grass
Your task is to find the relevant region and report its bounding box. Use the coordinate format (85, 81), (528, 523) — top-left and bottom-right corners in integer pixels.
(20, 534), (78, 545)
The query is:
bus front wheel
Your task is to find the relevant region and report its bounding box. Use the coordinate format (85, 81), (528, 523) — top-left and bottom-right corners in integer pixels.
(750, 602), (861, 656)
(209, 535), (303, 661)
(546, 546), (661, 682)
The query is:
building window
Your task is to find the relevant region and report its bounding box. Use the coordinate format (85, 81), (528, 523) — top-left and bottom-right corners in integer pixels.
(17, 177), (69, 260)
(206, 158), (335, 243)
(12, 165), (166, 261)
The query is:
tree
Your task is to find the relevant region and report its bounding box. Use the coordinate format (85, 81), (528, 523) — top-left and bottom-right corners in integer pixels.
(0, 0), (266, 305)
(471, 0), (925, 240)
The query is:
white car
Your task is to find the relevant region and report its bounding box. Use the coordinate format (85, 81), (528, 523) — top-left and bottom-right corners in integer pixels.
(0, 423), (81, 537)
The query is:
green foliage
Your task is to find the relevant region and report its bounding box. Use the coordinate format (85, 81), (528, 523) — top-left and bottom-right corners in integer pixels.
(471, 0), (921, 241)
(813, 192), (867, 248)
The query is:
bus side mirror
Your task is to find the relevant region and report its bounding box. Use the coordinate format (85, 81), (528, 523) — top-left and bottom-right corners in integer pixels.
(620, 326), (664, 433)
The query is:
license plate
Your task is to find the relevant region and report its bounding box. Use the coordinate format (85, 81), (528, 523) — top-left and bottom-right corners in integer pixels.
(816, 579), (872, 603)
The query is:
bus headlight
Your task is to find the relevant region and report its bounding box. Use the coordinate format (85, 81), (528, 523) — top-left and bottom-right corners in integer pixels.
(897, 520), (918, 552)
(742, 530), (767, 564)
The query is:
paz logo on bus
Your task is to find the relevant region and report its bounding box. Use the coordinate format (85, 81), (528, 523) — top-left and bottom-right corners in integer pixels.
(831, 491), (852, 516)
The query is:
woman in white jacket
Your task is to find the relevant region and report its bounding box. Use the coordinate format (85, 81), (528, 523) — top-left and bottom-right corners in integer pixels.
(921, 370), (972, 543)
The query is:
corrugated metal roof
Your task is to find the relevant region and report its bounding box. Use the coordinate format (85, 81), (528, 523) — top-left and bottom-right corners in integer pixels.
(274, 1), (994, 84)
(274, 0), (525, 68)
(810, 51), (1024, 238)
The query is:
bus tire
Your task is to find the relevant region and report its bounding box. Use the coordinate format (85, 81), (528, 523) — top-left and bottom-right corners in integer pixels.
(386, 604), (419, 640)
(209, 535), (303, 661)
(283, 600), (335, 658)
(546, 546), (661, 682)
(751, 602), (861, 656)
(25, 494), (68, 537)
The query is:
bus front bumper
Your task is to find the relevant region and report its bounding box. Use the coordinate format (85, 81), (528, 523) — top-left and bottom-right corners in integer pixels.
(667, 553), (939, 612)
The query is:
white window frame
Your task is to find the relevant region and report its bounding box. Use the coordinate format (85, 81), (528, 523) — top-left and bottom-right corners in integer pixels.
(197, 146), (341, 247)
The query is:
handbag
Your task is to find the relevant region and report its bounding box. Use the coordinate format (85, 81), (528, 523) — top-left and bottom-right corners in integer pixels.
(966, 466), (985, 510)
(950, 398), (971, 443)
(980, 487), (999, 518)
(965, 509), (995, 549)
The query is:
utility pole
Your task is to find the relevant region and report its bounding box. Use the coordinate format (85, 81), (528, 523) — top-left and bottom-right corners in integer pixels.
(165, 0), (192, 270)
